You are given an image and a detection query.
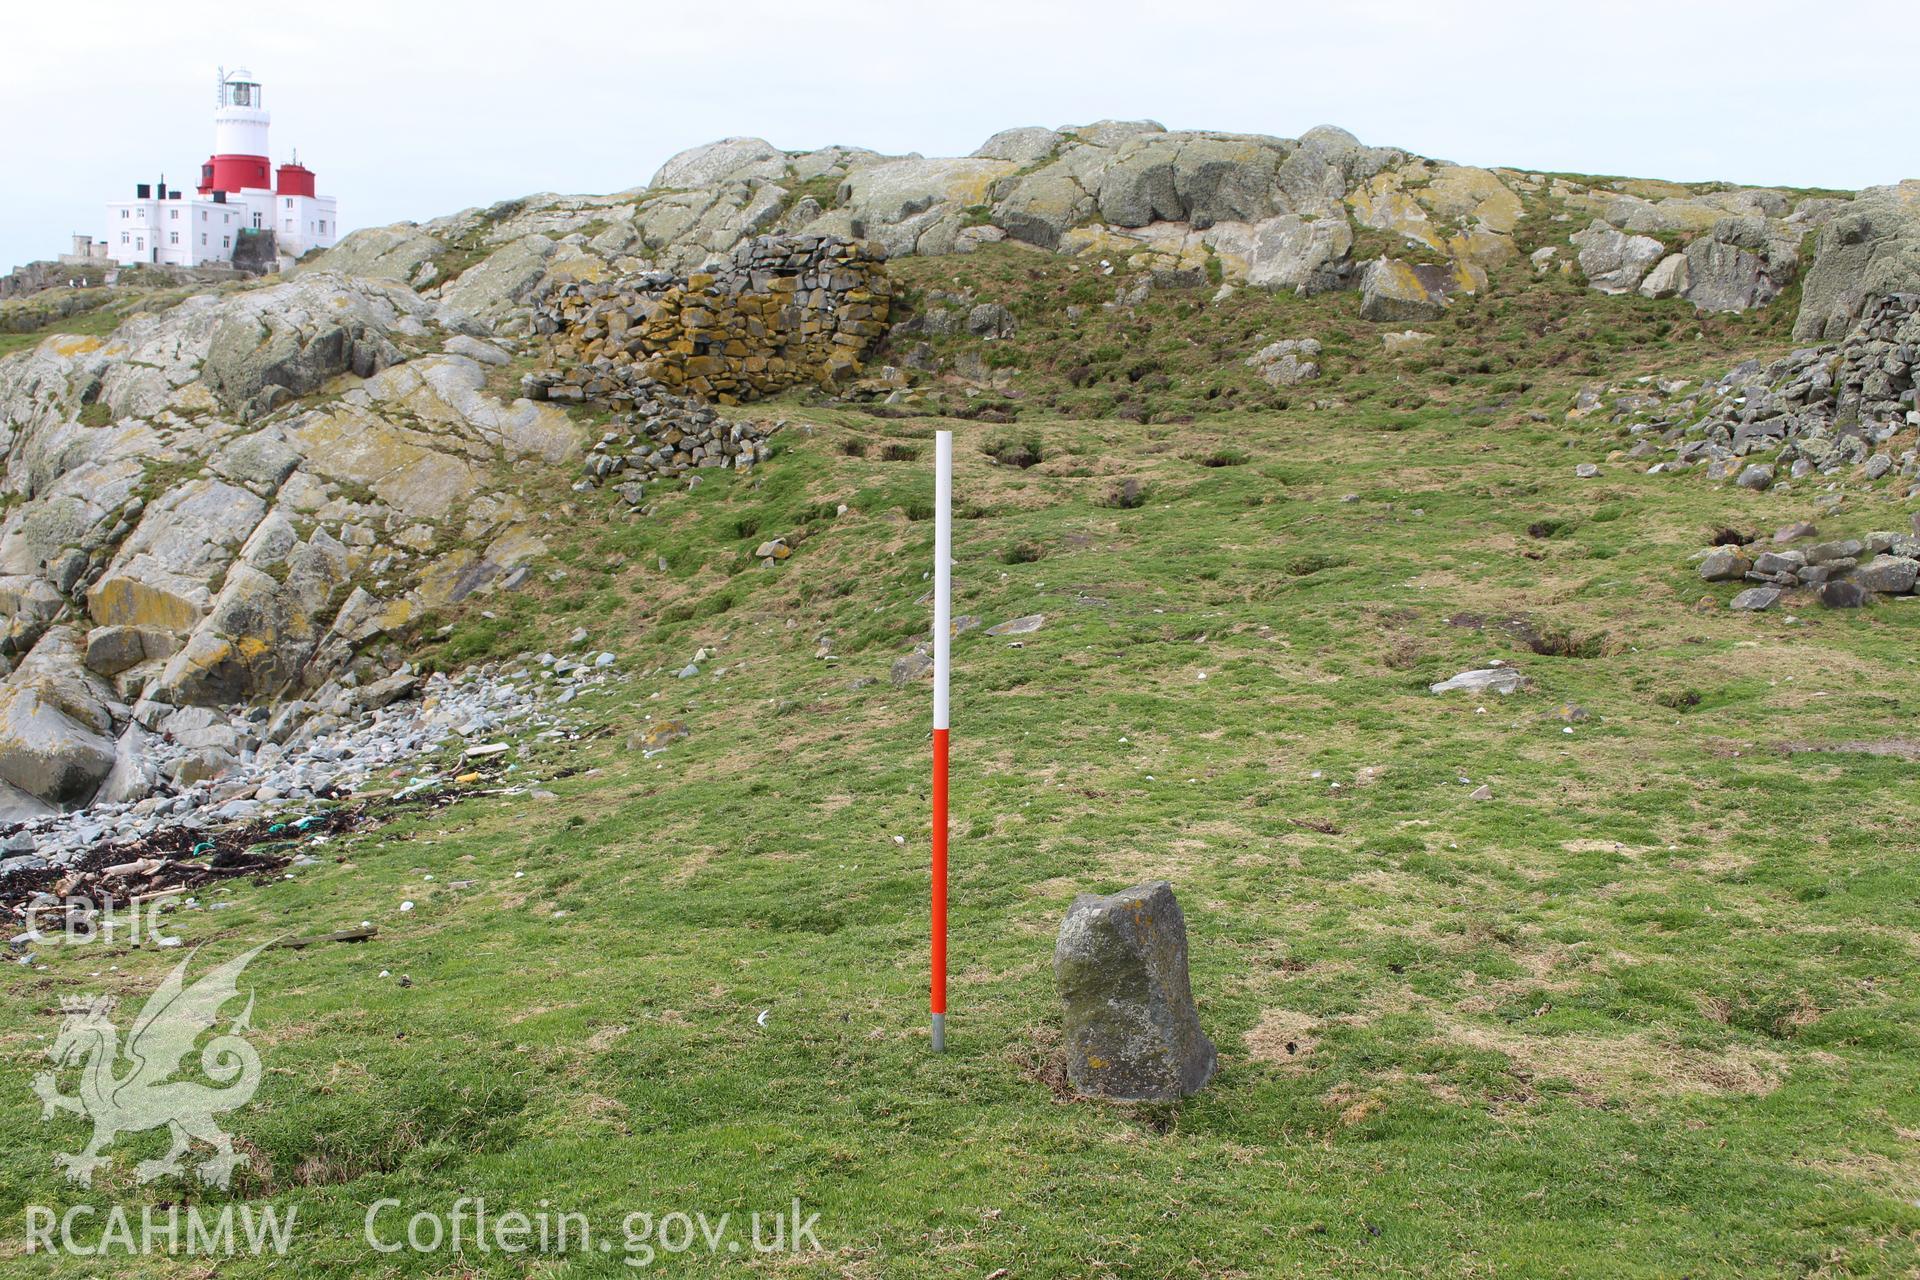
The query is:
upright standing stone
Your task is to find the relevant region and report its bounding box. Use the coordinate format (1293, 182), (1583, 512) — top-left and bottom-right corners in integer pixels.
(1054, 881), (1218, 1100)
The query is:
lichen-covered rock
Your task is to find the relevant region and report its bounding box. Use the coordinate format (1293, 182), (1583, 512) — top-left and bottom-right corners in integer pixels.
(972, 126), (1065, 167)
(1639, 253), (1690, 299)
(436, 233), (603, 336)
(1682, 222), (1798, 314)
(0, 628), (116, 805)
(840, 157), (1015, 257)
(1211, 214), (1354, 292)
(649, 137), (788, 191)
(1245, 338), (1322, 386)
(153, 521), (350, 706)
(304, 223), (446, 283)
(200, 285), (409, 419)
(1854, 555), (1918, 595)
(1054, 880), (1218, 1101)
(88, 479), (269, 632)
(1571, 221), (1666, 293)
(1794, 181), (1920, 340)
(1360, 257), (1464, 322)
(82, 624), (177, 677)
(1098, 133), (1287, 229)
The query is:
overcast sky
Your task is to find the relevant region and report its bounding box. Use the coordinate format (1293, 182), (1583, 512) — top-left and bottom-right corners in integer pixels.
(2, 0), (1914, 272)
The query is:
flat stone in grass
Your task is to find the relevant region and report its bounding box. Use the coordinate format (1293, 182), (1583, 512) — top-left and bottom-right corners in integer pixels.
(1730, 586), (1782, 611)
(1429, 667), (1525, 695)
(986, 614), (1044, 637)
(1054, 880), (1217, 1101)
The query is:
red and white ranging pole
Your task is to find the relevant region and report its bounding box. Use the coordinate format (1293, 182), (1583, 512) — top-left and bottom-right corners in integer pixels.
(931, 429), (952, 1052)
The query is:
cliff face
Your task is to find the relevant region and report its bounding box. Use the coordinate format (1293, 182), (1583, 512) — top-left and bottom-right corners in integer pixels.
(0, 273), (573, 816)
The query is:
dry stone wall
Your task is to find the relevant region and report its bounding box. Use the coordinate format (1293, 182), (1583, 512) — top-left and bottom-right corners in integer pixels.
(528, 234), (892, 408)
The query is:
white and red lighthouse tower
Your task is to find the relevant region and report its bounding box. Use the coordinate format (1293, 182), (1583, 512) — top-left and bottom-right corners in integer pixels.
(202, 68), (274, 197)
(104, 67), (340, 269)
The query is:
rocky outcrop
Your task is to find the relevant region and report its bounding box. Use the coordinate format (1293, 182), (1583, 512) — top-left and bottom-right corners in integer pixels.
(1245, 338), (1321, 386)
(307, 123), (1911, 338)
(1794, 182), (1920, 341)
(0, 271), (581, 811)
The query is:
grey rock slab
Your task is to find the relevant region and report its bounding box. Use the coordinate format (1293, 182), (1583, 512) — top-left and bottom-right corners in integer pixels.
(985, 614), (1045, 637)
(1699, 549), (1752, 582)
(1853, 555), (1917, 594)
(1429, 667), (1525, 695)
(1821, 580), (1868, 608)
(889, 651), (931, 686)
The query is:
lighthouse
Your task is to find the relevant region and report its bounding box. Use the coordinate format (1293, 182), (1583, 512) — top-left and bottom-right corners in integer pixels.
(103, 67), (340, 270)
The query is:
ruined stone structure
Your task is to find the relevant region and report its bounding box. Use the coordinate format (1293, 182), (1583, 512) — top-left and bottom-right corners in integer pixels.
(529, 234), (892, 408)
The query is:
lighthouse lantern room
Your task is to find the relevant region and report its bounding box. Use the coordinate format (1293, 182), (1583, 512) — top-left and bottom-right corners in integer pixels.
(104, 67), (340, 269)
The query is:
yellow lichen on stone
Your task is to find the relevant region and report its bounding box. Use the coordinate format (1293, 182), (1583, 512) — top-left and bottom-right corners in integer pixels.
(86, 577), (201, 633)
(48, 335), (105, 358)
(1420, 166), (1524, 234)
(1346, 173), (1447, 253)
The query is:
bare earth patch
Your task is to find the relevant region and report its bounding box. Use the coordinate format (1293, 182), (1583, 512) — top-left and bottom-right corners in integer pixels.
(1246, 1008), (1320, 1065)
(1439, 1016), (1789, 1103)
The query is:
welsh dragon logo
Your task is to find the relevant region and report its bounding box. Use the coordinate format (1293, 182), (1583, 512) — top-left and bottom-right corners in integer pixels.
(33, 945), (267, 1189)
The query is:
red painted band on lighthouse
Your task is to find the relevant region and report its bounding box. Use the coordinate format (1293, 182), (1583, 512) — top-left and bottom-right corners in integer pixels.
(199, 154), (271, 194)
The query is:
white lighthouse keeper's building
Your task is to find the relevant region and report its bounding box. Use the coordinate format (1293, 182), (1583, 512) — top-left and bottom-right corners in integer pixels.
(104, 68), (339, 269)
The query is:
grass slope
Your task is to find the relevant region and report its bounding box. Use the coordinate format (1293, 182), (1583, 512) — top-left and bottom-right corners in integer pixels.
(4, 393), (1919, 1276)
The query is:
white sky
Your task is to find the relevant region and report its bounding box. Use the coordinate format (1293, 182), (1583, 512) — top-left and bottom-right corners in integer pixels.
(2, 0), (1914, 273)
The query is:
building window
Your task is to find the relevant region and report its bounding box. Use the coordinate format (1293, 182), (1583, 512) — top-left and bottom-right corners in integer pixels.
(120, 231), (129, 245)
(120, 209), (129, 219)
(252, 213), (261, 229)
(222, 236), (231, 248)
(201, 234), (207, 245)
(284, 198), (293, 209)
(169, 232), (179, 244)
(169, 208), (178, 220)
(319, 220), (327, 233)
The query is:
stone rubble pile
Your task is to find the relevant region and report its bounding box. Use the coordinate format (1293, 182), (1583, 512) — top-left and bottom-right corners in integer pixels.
(1700, 522), (1920, 612)
(526, 234), (892, 409)
(0, 652), (615, 877)
(571, 387), (781, 498)
(1582, 293), (1920, 490)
